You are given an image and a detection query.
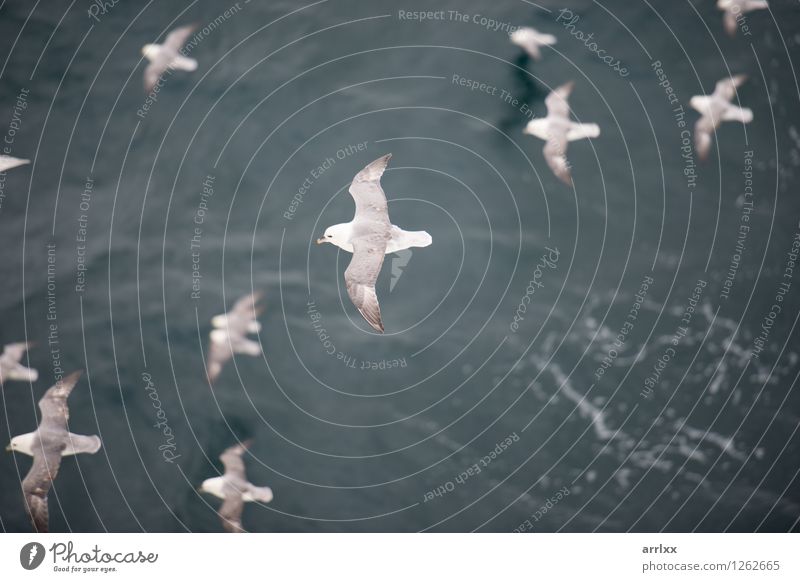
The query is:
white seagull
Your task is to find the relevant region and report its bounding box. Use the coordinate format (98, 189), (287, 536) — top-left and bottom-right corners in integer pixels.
(316, 154), (432, 333)
(142, 24), (198, 93)
(0, 342), (38, 385)
(199, 441), (273, 533)
(0, 155), (30, 172)
(690, 75), (753, 160)
(6, 371), (102, 533)
(510, 27), (557, 61)
(206, 292), (263, 384)
(523, 81), (600, 185)
(718, 0), (769, 36)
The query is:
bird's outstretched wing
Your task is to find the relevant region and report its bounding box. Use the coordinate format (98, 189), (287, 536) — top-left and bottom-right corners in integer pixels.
(206, 333), (233, 384)
(164, 24), (197, 52)
(231, 291), (264, 319)
(344, 155), (393, 332)
(694, 115), (716, 161)
(545, 81), (574, 119)
(2, 341), (34, 363)
(348, 154), (392, 225)
(143, 60), (167, 93)
(722, 9), (739, 36)
(713, 75), (746, 102)
(544, 126), (572, 185)
(220, 441), (250, 480)
(345, 236), (388, 333)
(38, 371), (82, 430)
(218, 493), (245, 533)
(22, 442), (64, 533)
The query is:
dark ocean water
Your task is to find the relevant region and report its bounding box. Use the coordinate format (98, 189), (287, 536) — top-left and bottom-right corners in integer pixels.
(1, 0), (799, 532)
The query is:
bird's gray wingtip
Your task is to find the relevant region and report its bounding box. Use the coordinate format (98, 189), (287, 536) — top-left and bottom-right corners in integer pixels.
(360, 309), (385, 333)
(60, 370), (84, 386)
(355, 154), (392, 183)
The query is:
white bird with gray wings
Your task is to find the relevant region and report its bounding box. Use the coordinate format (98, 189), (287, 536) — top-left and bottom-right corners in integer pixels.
(317, 154), (432, 332)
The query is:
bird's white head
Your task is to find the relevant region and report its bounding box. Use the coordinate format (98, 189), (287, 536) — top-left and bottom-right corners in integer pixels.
(209, 329), (229, 345)
(689, 95), (712, 115)
(510, 28), (533, 45)
(6, 433), (35, 455)
(523, 118), (550, 140)
(141, 44), (161, 61)
(316, 223), (352, 251)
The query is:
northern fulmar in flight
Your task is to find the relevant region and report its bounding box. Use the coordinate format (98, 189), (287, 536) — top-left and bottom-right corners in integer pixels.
(317, 154), (432, 332)
(142, 24), (198, 93)
(6, 371), (102, 533)
(510, 27), (557, 61)
(0, 342), (38, 385)
(206, 292), (264, 384)
(523, 82), (600, 185)
(718, 0), (768, 36)
(690, 75), (753, 160)
(0, 155), (30, 172)
(199, 440), (273, 533)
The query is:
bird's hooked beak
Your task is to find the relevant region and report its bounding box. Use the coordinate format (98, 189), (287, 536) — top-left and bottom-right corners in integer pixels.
(5, 444), (11, 452)
(316, 237), (326, 245)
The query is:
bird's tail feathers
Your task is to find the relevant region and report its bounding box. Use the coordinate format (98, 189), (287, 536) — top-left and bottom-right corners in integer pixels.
(247, 485), (273, 503)
(171, 56), (198, 71)
(745, 0), (769, 11)
(539, 33), (558, 45)
(567, 123), (600, 141)
(723, 106), (753, 123)
(408, 231), (432, 248)
(67, 433), (102, 454)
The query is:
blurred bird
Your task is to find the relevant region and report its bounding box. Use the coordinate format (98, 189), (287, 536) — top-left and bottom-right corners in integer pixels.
(6, 371), (102, 533)
(206, 292), (263, 383)
(718, 0), (768, 36)
(523, 82), (600, 185)
(199, 440), (273, 533)
(691, 75), (753, 160)
(0, 342), (38, 385)
(510, 27), (557, 61)
(142, 24), (198, 93)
